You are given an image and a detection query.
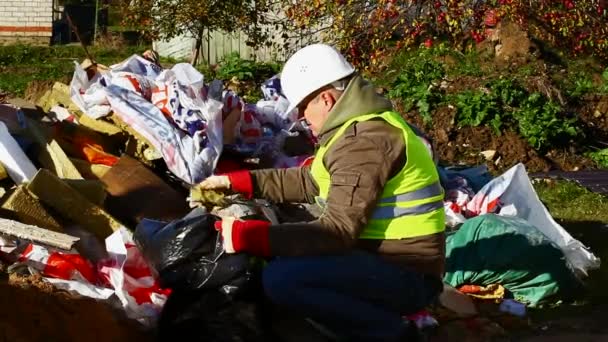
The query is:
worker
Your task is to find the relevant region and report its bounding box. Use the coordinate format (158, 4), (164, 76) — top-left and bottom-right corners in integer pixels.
(199, 43), (446, 341)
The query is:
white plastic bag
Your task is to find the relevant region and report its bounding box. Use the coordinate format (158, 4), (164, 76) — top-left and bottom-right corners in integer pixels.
(70, 62), (112, 119)
(71, 56), (223, 184)
(98, 228), (170, 325)
(111, 72), (153, 100)
(466, 163), (600, 275)
(0, 121), (37, 184)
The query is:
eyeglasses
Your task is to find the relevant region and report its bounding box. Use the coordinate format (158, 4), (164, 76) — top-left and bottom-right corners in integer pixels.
(296, 92), (321, 117)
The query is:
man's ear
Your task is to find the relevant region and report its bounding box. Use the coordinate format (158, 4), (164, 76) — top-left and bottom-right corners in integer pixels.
(319, 90), (337, 108)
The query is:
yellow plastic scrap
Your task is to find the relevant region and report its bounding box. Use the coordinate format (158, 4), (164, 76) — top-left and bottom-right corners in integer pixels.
(189, 186), (227, 208)
(458, 284), (506, 302)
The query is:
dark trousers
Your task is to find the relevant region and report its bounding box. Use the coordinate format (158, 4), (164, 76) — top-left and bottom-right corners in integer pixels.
(262, 251), (442, 342)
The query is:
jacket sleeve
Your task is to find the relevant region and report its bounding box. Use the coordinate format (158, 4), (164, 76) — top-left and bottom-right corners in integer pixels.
(267, 121), (406, 256)
(250, 165), (319, 204)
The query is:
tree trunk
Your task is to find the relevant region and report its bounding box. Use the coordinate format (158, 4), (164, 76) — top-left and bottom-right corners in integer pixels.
(192, 30), (203, 66)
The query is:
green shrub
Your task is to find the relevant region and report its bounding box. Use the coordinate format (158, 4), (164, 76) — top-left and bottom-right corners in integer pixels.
(586, 148), (608, 168)
(454, 90), (502, 134)
(513, 93), (578, 149)
(452, 78), (579, 150)
(215, 52), (280, 83)
(386, 49), (446, 124)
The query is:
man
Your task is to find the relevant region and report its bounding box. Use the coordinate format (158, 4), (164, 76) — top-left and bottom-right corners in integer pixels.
(200, 43), (445, 341)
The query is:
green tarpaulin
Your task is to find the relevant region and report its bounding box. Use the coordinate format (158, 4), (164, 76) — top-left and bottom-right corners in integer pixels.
(444, 214), (581, 307)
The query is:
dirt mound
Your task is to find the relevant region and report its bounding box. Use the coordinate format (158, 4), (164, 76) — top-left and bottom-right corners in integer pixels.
(578, 94), (608, 146)
(402, 104), (596, 174)
(380, 19), (608, 174)
(489, 21), (537, 65)
(0, 272), (149, 342)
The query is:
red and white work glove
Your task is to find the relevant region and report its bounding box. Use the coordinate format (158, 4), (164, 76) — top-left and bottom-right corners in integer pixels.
(214, 217), (271, 257)
(198, 170), (254, 199)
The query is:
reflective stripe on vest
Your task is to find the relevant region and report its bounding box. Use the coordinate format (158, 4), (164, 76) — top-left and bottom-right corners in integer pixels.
(310, 110), (445, 240)
(372, 199), (444, 220)
(377, 182), (443, 204)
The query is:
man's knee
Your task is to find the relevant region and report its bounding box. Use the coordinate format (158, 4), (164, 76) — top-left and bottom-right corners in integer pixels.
(262, 261), (299, 304)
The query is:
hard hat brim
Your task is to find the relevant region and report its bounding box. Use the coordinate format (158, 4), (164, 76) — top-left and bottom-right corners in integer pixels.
(285, 103), (299, 120)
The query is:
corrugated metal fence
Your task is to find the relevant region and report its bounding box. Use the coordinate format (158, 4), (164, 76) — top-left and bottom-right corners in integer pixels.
(202, 30), (284, 64)
(154, 28), (315, 64)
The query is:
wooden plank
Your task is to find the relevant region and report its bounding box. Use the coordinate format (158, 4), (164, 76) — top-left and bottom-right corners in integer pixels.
(100, 155), (190, 226)
(27, 169), (124, 241)
(0, 218), (79, 250)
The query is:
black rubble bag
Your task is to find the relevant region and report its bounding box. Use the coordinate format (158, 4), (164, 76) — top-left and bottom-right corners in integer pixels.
(134, 207), (274, 342)
(133, 207), (252, 291)
(156, 283), (274, 342)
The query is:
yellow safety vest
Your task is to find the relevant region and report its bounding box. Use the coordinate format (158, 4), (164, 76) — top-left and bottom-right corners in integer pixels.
(310, 111), (445, 239)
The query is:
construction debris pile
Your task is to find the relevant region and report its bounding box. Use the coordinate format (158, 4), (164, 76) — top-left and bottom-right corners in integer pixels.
(0, 52), (313, 340)
(0, 52), (602, 341)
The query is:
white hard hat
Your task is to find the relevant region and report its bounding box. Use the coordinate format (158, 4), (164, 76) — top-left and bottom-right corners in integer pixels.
(281, 44), (355, 116)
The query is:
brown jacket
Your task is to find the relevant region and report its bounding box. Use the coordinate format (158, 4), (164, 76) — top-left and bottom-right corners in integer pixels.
(251, 75), (445, 278)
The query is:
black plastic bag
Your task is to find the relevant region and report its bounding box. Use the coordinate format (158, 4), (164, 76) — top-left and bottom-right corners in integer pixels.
(133, 207), (252, 292)
(135, 207), (276, 341)
(156, 280), (276, 342)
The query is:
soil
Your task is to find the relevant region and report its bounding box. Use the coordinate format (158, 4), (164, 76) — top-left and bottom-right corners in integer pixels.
(404, 104), (599, 174)
(578, 94), (608, 147)
(400, 75), (600, 175)
(387, 20), (608, 175)
(0, 271), (149, 342)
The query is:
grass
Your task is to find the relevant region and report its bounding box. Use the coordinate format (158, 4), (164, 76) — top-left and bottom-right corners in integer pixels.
(0, 44), (146, 96)
(532, 179), (608, 326)
(534, 180), (608, 222)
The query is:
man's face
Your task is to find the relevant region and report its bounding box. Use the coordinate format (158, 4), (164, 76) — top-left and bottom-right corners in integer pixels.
(298, 90), (338, 136)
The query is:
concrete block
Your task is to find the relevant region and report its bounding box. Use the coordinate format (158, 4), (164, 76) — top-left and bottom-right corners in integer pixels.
(0, 218), (79, 250)
(27, 169), (125, 241)
(1, 185), (63, 232)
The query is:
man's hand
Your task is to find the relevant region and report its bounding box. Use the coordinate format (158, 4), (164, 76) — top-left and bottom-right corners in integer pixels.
(199, 175), (231, 190)
(214, 217), (271, 257)
(197, 170), (254, 199)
